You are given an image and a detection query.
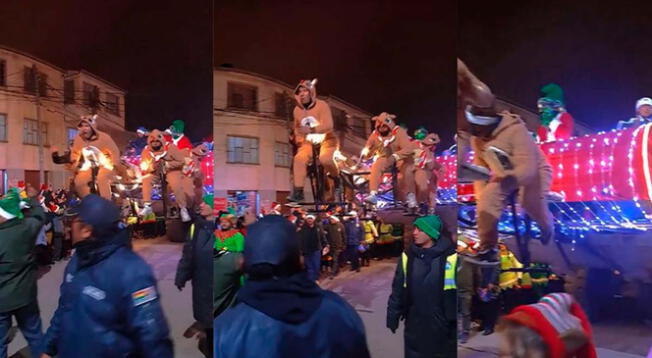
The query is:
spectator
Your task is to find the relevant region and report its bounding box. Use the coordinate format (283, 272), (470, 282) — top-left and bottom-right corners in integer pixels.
(343, 211), (363, 273)
(214, 212), (245, 319)
(0, 187), (46, 358)
(41, 195), (173, 358)
(175, 195), (216, 357)
(361, 216), (378, 266)
(387, 215), (456, 358)
(214, 215), (371, 358)
(297, 215), (324, 282)
(324, 215), (346, 279)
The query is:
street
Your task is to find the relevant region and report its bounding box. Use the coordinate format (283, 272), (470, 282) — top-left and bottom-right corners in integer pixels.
(9, 237), (200, 358)
(319, 259), (405, 358)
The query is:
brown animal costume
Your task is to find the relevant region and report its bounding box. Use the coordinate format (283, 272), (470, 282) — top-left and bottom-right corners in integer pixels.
(412, 130), (442, 211)
(66, 114), (121, 200)
(140, 129), (193, 221)
(361, 112), (418, 207)
(470, 111), (554, 253)
(288, 79), (339, 202)
(183, 143), (209, 207)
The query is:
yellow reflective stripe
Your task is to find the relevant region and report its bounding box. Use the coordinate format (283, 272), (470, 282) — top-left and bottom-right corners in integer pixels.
(444, 254), (457, 290)
(402, 252), (408, 288)
(189, 224), (195, 240)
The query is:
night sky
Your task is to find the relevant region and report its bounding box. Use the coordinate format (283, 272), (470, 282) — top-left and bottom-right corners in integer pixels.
(215, 0), (457, 149)
(460, 1), (652, 132)
(0, 0), (212, 142)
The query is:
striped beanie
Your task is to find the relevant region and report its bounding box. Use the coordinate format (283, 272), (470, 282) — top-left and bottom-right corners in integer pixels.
(503, 293), (597, 358)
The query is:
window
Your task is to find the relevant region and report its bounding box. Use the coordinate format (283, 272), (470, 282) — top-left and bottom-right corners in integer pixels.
(23, 118), (48, 146)
(23, 66), (36, 94)
(105, 93), (120, 116)
(83, 82), (100, 109)
(0, 114), (6, 142)
(274, 92), (290, 119)
(227, 82), (258, 111)
(64, 80), (75, 104)
(67, 128), (77, 146)
(227, 136), (259, 164)
(274, 142), (291, 167)
(350, 115), (367, 138)
(332, 107), (348, 132)
(37, 73), (48, 97)
(0, 59), (6, 87)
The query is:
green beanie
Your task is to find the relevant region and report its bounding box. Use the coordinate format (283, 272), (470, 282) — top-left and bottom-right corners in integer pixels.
(171, 120), (185, 135)
(414, 127), (428, 140)
(540, 83), (564, 105)
(203, 194), (214, 209)
(0, 190), (24, 220)
(414, 215), (442, 240)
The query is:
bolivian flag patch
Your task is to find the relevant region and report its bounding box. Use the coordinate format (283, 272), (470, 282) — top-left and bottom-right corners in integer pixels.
(132, 286), (157, 306)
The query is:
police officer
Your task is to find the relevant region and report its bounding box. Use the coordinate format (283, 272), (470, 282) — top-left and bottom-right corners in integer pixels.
(41, 195), (173, 358)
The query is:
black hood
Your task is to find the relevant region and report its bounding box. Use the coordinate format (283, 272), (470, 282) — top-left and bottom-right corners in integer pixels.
(75, 228), (130, 269)
(237, 272), (324, 324)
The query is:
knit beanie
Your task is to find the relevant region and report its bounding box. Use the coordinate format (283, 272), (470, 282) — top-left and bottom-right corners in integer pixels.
(0, 190), (24, 220)
(414, 215), (442, 240)
(502, 292), (597, 358)
(203, 194), (214, 209)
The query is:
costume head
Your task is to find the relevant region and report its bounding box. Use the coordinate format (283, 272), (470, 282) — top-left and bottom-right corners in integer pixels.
(373, 112), (398, 135)
(169, 120), (185, 139)
(0, 189), (24, 221)
(294, 79), (318, 108)
(538, 83), (566, 127)
(78, 114), (99, 139)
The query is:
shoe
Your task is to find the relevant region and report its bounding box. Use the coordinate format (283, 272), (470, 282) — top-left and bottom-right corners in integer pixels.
(406, 192), (418, 209)
(180, 207), (191, 222)
(364, 192), (378, 205)
(482, 328), (494, 336)
(139, 202), (152, 217)
(462, 248), (499, 266)
(459, 331), (469, 344)
(287, 188), (305, 203)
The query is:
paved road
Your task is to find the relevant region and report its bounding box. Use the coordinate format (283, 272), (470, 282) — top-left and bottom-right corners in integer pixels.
(9, 237), (201, 358)
(319, 258), (405, 358)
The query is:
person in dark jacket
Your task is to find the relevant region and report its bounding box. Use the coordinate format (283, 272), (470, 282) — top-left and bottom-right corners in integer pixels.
(41, 195), (173, 358)
(297, 215), (324, 282)
(386, 215), (456, 358)
(324, 215), (345, 279)
(0, 187), (45, 358)
(175, 194), (216, 357)
(343, 211), (363, 273)
(214, 215), (371, 358)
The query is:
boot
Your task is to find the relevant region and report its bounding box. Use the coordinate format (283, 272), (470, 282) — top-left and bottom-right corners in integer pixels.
(287, 187), (304, 203)
(406, 192), (418, 208)
(139, 202), (152, 217)
(364, 191), (379, 205)
(180, 207), (191, 222)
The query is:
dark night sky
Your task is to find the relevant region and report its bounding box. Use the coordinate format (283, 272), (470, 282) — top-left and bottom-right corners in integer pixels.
(215, 0), (457, 149)
(0, 0), (212, 142)
(460, 1), (652, 132)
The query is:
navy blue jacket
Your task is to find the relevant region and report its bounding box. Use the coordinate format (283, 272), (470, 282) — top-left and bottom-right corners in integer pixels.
(214, 290), (370, 358)
(42, 229), (173, 358)
(344, 219), (363, 246)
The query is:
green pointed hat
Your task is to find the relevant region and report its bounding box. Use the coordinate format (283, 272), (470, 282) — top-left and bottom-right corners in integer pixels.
(170, 120), (185, 135)
(0, 190), (24, 220)
(540, 83), (564, 104)
(414, 127), (428, 140)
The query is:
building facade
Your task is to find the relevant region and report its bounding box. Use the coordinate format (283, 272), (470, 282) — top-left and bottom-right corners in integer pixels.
(0, 45), (127, 193)
(213, 66), (372, 214)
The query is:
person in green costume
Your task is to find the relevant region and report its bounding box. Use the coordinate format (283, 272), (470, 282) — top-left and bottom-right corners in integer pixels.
(214, 212), (245, 319)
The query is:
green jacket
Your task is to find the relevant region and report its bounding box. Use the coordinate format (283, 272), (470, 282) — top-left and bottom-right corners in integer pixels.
(0, 198), (46, 313)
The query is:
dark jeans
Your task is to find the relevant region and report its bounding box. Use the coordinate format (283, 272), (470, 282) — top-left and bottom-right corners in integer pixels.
(0, 300), (43, 358)
(330, 250), (342, 277)
(303, 251), (321, 281)
(345, 245), (360, 271)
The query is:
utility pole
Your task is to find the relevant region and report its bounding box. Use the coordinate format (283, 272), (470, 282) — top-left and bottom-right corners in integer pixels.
(33, 65), (45, 187)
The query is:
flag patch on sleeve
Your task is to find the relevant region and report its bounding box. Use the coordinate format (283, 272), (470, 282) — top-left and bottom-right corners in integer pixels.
(132, 286), (157, 306)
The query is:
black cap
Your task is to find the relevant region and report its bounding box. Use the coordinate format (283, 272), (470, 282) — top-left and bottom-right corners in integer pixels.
(65, 194), (120, 232)
(244, 215), (300, 271)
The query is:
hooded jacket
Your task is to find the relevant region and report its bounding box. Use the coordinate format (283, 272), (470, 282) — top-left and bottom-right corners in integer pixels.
(42, 228), (173, 358)
(214, 273), (370, 358)
(0, 198), (46, 313)
(70, 115), (121, 171)
(174, 216), (214, 328)
(471, 111), (549, 187)
(364, 113), (418, 160)
(292, 80), (336, 145)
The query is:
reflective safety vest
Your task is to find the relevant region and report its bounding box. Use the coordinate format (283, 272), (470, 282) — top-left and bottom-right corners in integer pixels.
(401, 252), (457, 290)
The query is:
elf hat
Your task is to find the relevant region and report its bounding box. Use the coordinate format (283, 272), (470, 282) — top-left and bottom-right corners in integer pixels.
(414, 127), (429, 140)
(203, 194), (214, 209)
(0, 190), (23, 220)
(170, 120), (185, 135)
(219, 212), (236, 224)
(271, 202), (282, 211)
(414, 215), (442, 240)
(502, 292), (597, 358)
(636, 97), (652, 110)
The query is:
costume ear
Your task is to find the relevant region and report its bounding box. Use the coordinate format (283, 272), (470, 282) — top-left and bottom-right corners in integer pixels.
(310, 78), (318, 87)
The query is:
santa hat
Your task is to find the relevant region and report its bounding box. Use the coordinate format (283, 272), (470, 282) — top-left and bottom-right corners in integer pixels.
(271, 202), (282, 211)
(327, 214), (339, 222)
(0, 190), (24, 220)
(502, 292), (597, 358)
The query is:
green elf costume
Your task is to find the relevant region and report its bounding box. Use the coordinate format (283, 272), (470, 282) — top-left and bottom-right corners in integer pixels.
(536, 83), (574, 143)
(213, 210), (245, 317)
